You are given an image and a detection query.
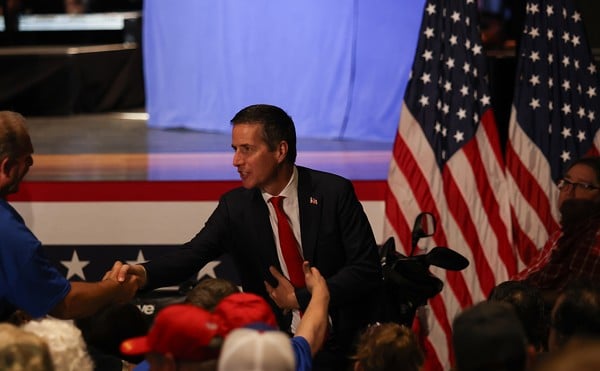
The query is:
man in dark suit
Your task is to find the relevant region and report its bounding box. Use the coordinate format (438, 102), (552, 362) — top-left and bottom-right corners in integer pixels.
(118, 104), (382, 368)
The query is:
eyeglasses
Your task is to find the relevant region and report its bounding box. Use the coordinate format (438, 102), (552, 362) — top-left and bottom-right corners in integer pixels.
(557, 178), (600, 192)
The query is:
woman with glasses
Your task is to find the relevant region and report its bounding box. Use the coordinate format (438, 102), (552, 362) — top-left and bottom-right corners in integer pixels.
(513, 156), (600, 300)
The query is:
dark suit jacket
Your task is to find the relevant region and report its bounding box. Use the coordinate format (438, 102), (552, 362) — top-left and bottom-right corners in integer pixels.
(143, 166), (382, 349)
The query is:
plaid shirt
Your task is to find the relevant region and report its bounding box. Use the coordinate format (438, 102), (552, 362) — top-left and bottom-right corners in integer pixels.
(513, 228), (600, 290)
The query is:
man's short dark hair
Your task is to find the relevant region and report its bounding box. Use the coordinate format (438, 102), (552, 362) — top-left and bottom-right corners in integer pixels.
(230, 104), (297, 164)
(488, 280), (548, 351)
(552, 284), (600, 347)
(453, 301), (528, 371)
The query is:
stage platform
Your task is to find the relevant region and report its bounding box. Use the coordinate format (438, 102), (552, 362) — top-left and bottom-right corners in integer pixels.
(8, 111), (393, 287)
(21, 111), (392, 182)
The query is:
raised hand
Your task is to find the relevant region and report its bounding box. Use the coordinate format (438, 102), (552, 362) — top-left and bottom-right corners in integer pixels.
(303, 261), (329, 301)
(264, 266), (300, 310)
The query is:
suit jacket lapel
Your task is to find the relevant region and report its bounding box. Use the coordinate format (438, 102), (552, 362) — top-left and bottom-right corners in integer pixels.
(250, 190), (281, 271)
(297, 167), (321, 262)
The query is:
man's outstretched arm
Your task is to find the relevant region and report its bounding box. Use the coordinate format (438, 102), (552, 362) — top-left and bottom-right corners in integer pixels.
(50, 261), (141, 319)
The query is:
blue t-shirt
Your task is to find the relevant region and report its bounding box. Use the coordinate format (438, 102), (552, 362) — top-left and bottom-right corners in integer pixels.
(132, 360), (149, 371)
(292, 336), (312, 371)
(0, 199), (70, 318)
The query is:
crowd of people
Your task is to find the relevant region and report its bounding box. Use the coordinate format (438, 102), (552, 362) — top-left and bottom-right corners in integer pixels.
(2, 105), (600, 370)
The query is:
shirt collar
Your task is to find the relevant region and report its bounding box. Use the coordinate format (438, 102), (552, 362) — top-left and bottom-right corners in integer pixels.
(262, 166), (298, 201)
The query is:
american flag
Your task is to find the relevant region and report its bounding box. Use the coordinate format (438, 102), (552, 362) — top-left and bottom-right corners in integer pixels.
(506, 0), (600, 268)
(384, 0), (514, 369)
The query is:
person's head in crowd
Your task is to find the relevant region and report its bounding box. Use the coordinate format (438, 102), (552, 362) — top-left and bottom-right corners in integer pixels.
(488, 280), (548, 351)
(351, 322), (424, 371)
(452, 301), (534, 371)
(548, 284), (600, 352)
(217, 327), (295, 371)
(4, 308), (32, 326)
(532, 338), (600, 371)
(0, 323), (54, 371)
(21, 317), (94, 371)
(213, 292), (278, 336)
(557, 156), (600, 225)
(76, 302), (149, 365)
(120, 304), (222, 371)
(0, 111), (33, 198)
(184, 277), (240, 311)
(230, 104), (296, 193)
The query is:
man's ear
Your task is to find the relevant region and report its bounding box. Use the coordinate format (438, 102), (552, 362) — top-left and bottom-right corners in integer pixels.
(0, 157), (12, 177)
(277, 140), (288, 163)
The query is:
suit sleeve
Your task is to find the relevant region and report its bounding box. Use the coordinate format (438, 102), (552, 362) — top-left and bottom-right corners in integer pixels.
(143, 197), (233, 290)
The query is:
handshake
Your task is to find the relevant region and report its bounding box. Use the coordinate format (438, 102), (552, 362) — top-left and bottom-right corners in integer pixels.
(101, 262), (148, 304)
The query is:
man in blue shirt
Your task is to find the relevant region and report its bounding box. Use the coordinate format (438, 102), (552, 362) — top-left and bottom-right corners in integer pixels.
(0, 111), (140, 320)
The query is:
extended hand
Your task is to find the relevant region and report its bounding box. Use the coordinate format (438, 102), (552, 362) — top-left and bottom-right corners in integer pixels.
(101, 261), (142, 303)
(103, 261), (147, 290)
(264, 266), (300, 310)
(303, 261), (329, 301)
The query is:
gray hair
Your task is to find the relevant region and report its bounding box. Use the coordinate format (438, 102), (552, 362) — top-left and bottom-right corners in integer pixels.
(21, 318), (94, 371)
(0, 111), (28, 162)
(0, 323), (55, 371)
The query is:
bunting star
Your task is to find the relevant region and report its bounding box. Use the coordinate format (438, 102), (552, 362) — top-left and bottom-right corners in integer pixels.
(196, 260), (221, 280)
(127, 250), (149, 265)
(61, 251), (89, 280)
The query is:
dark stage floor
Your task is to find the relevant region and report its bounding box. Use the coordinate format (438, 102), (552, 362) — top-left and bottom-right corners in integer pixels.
(24, 111), (393, 181)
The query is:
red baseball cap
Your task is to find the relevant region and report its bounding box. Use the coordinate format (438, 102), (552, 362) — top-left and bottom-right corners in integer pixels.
(213, 293), (278, 336)
(120, 304), (221, 361)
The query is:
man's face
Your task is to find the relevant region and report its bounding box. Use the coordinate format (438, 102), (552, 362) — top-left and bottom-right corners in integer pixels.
(558, 163), (600, 210)
(231, 123), (282, 193)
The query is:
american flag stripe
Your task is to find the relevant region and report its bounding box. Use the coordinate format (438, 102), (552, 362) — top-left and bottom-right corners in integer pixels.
(506, 121), (559, 230)
(384, 0), (514, 368)
(387, 109), (511, 369)
(476, 111), (515, 274)
(506, 143), (557, 266)
(443, 163), (494, 301)
(389, 111), (465, 292)
(506, 0), (600, 267)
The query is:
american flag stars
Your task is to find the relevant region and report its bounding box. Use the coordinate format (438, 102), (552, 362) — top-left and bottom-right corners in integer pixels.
(404, 0), (488, 168)
(513, 1), (600, 176)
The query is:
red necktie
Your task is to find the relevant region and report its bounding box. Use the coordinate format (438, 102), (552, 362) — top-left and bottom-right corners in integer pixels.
(270, 196), (305, 288)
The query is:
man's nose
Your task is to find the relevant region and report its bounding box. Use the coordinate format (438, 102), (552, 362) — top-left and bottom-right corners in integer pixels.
(232, 151), (241, 166)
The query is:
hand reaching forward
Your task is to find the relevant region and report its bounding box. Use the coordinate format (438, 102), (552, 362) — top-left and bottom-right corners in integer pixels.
(115, 263), (148, 288)
(100, 261), (142, 304)
(264, 262), (330, 311)
(264, 266), (300, 310)
(303, 261), (329, 302)
(104, 261), (147, 290)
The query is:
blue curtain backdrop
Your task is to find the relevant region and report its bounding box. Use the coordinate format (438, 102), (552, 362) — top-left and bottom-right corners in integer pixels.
(143, 0), (424, 142)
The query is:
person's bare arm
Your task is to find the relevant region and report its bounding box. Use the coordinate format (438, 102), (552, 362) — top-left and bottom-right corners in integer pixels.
(294, 262), (330, 356)
(49, 261), (140, 319)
